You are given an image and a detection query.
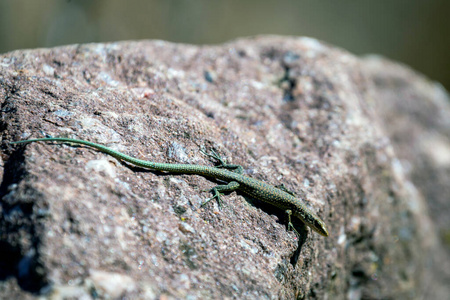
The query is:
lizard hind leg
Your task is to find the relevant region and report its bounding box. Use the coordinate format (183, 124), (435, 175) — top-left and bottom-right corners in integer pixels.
(201, 181), (240, 208)
(200, 147), (244, 174)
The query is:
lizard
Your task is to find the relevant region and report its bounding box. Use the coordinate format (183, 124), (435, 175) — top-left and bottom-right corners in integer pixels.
(10, 137), (329, 237)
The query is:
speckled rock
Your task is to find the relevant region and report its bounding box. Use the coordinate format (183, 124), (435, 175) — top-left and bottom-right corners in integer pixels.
(0, 36), (449, 299)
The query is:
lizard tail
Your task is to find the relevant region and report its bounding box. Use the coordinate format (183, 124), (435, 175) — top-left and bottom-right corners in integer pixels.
(10, 137), (160, 169)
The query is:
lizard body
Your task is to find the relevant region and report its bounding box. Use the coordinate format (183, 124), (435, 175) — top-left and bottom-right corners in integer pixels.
(10, 137), (329, 237)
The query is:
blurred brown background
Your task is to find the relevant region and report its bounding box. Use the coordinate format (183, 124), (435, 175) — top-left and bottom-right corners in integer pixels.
(1, 0), (449, 90)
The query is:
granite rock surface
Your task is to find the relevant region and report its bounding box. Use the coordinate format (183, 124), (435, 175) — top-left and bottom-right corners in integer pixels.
(1, 36), (449, 299)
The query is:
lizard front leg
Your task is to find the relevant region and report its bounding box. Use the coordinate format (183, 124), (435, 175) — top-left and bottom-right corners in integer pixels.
(200, 147), (244, 174)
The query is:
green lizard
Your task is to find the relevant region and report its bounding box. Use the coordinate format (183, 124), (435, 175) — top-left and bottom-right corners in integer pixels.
(10, 137), (329, 237)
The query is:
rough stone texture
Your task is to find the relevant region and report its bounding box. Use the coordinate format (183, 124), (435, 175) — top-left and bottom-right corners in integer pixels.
(363, 57), (450, 300)
(0, 36), (448, 299)
(364, 57), (450, 247)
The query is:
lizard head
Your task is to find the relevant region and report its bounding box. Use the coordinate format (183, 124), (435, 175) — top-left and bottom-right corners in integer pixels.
(294, 208), (329, 237)
(308, 217), (329, 237)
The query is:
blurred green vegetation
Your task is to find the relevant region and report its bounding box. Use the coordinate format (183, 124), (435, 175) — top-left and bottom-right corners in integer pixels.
(1, 0), (449, 90)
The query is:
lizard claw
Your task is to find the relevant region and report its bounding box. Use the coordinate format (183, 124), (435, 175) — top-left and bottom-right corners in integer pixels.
(201, 189), (224, 208)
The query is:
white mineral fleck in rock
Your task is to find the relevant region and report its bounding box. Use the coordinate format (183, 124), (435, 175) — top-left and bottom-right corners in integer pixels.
(89, 269), (136, 298)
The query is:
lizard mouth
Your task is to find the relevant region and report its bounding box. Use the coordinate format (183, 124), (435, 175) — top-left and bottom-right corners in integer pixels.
(310, 223), (329, 237)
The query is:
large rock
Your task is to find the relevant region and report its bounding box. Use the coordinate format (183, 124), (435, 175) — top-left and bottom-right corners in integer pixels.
(1, 36), (448, 299)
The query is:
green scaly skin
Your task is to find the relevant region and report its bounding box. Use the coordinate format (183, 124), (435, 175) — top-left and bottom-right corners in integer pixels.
(10, 137), (329, 237)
